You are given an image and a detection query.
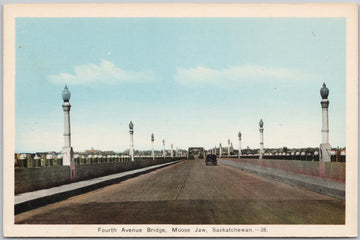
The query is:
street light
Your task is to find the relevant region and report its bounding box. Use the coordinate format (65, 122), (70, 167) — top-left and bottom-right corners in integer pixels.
(238, 131), (242, 159)
(228, 139), (230, 156)
(151, 133), (155, 160)
(162, 139), (165, 159)
(129, 121), (134, 162)
(259, 119), (264, 160)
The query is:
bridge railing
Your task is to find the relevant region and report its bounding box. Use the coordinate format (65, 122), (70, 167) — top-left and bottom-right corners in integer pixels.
(14, 154), (184, 168)
(217, 153), (345, 162)
(15, 156), (184, 194)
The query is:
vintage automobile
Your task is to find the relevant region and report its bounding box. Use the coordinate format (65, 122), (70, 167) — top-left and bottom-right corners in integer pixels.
(205, 154), (217, 166)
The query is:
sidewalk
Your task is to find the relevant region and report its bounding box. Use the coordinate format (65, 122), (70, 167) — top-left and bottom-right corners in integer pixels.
(218, 159), (345, 200)
(15, 160), (182, 214)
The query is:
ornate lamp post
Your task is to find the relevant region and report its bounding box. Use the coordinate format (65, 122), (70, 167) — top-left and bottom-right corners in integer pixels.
(259, 119), (264, 160)
(238, 131), (242, 159)
(227, 139), (230, 156)
(62, 85), (75, 179)
(129, 121), (134, 162)
(162, 139), (165, 159)
(219, 143), (222, 158)
(151, 133), (155, 160)
(320, 83), (331, 162)
(62, 85), (74, 165)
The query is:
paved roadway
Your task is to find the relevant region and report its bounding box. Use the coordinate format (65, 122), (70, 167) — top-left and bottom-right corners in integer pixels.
(15, 159), (345, 224)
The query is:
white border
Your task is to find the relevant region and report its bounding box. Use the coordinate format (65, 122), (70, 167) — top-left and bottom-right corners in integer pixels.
(3, 3), (358, 237)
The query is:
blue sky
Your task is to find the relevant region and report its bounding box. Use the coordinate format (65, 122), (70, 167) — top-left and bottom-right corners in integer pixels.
(15, 17), (346, 152)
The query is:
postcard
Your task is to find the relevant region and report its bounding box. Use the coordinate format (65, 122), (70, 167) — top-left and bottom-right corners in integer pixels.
(3, 3), (358, 237)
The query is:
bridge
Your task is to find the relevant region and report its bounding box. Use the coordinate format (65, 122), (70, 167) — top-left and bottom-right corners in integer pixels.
(14, 84), (345, 225)
(15, 155), (344, 225)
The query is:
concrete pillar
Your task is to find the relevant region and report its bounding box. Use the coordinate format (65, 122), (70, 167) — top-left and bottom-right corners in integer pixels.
(259, 119), (264, 160)
(57, 154), (63, 166)
(320, 83), (331, 162)
(151, 133), (155, 160)
(80, 155), (85, 164)
(63, 106), (71, 147)
(322, 101), (329, 143)
(129, 121), (134, 162)
(19, 154), (27, 168)
(34, 154), (40, 167)
(238, 131), (242, 159)
(46, 154), (53, 166)
(171, 144), (174, 158)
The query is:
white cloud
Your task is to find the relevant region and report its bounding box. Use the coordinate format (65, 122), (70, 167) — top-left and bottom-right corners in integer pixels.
(174, 65), (322, 87)
(48, 60), (156, 85)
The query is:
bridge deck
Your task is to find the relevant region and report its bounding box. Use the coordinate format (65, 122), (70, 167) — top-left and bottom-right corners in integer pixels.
(15, 160), (181, 214)
(15, 159), (345, 224)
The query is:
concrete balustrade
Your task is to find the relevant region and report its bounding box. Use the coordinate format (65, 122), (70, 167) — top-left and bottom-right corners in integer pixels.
(218, 152), (344, 162)
(14, 153), (143, 169)
(219, 158), (345, 183)
(15, 156), (183, 194)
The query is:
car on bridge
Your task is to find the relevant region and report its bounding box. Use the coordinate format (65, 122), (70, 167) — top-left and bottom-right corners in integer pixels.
(205, 154), (217, 166)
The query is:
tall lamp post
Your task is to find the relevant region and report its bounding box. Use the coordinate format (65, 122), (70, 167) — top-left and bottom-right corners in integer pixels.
(228, 139), (230, 156)
(62, 85), (75, 179)
(162, 139), (165, 159)
(151, 133), (155, 160)
(320, 83), (331, 162)
(259, 119), (264, 160)
(129, 121), (134, 162)
(219, 143), (222, 158)
(238, 131), (242, 159)
(171, 144), (174, 158)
